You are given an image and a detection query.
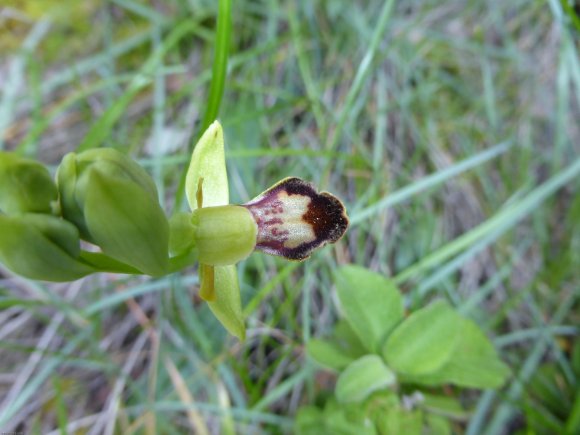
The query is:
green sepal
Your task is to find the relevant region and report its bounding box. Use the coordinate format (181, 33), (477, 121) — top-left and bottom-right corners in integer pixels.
(0, 214), (95, 281)
(207, 265), (245, 340)
(192, 205), (257, 265)
(185, 121), (229, 210)
(84, 169), (169, 276)
(0, 152), (57, 214)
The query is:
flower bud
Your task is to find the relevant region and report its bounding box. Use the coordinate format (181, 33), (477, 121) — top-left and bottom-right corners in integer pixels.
(0, 152), (57, 214)
(56, 149), (169, 276)
(192, 205), (257, 266)
(57, 148), (159, 240)
(0, 214), (94, 281)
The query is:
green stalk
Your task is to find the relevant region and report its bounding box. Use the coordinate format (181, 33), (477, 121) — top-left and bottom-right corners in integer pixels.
(196, 0), (233, 139)
(176, 0), (232, 210)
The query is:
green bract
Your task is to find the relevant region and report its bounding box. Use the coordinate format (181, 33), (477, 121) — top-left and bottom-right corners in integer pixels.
(0, 214), (94, 281)
(56, 148), (169, 276)
(0, 152), (58, 214)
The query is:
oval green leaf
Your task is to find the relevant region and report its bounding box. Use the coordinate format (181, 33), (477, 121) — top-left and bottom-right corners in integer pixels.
(383, 300), (460, 376)
(399, 317), (510, 388)
(307, 339), (356, 372)
(335, 266), (404, 353)
(335, 355), (396, 403)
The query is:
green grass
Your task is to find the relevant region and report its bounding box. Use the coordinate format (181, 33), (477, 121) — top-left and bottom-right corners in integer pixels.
(0, 0), (579, 433)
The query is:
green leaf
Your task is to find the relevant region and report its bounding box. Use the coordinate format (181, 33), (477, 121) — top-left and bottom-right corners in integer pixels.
(207, 265), (245, 340)
(335, 266), (404, 352)
(420, 393), (469, 420)
(84, 170), (169, 276)
(382, 300), (460, 376)
(424, 414), (451, 435)
(323, 400), (377, 435)
(572, 340), (580, 376)
(185, 120), (229, 210)
(295, 406), (325, 435)
(565, 390), (580, 435)
(0, 214), (94, 281)
(335, 355), (396, 403)
(374, 407), (423, 435)
(307, 339), (357, 371)
(334, 320), (369, 357)
(400, 317), (510, 389)
(307, 320), (368, 371)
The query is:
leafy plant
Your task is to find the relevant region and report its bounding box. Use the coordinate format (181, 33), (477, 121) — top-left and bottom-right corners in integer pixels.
(301, 265), (510, 434)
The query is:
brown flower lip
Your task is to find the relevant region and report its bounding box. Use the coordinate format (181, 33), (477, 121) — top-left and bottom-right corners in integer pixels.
(242, 177), (349, 261)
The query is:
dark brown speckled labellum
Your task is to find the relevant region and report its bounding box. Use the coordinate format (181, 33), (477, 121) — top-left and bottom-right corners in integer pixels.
(243, 177), (349, 260)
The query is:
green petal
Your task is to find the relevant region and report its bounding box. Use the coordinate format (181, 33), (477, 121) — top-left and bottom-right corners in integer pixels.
(207, 265), (246, 340)
(185, 121), (229, 209)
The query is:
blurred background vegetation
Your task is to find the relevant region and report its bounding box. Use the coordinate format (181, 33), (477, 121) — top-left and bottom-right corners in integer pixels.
(0, 0), (579, 433)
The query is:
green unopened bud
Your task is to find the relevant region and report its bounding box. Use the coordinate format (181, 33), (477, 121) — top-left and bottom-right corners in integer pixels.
(192, 205), (257, 266)
(57, 149), (169, 276)
(57, 148), (159, 240)
(0, 214), (94, 281)
(0, 152), (57, 214)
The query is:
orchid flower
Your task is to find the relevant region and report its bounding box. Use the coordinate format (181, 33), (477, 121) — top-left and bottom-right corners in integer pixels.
(183, 121), (349, 339)
(0, 122), (348, 340)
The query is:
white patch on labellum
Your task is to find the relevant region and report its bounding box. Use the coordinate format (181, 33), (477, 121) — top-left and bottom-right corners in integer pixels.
(275, 192), (315, 249)
(243, 177), (349, 260)
(247, 191), (316, 249)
